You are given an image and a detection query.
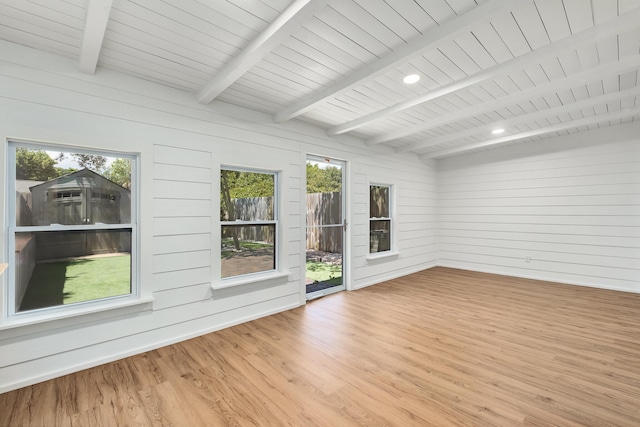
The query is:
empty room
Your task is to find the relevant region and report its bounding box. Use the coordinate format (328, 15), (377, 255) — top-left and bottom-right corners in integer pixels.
(0, 0), (639, 425)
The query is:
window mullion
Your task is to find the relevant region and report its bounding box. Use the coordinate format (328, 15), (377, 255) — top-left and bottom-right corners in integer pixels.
(13, 224), (133, 233)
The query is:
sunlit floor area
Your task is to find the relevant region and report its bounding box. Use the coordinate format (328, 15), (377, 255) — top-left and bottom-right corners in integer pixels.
(2, 267), (640, 426)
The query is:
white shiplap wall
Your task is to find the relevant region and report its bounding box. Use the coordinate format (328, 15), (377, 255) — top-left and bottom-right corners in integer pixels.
(0, 40), (437, 393)
(437, 124), (640, 292)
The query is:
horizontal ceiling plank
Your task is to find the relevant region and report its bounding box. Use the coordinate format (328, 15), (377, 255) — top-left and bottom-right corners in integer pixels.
(383, 0), (438, 33)
(422, 106), (640, 159)
(100, 39), (212, 81)
(444, 0), (477, 15)
(132, 0), (249, 49)
(416, 0), (457, 24)
(218, 87), (287, 113)
(24, 0), (87, 21)
(0, 26), (78, 58)
(290, 26), (364, 71)
(563, 0), (594, 34)
(107, 10), (229, 66)
(0, 13), (82, 48)
(98, 54), (202, 92)
(274, 0), (513, 123)
(534, 0), (572, 41)
(491, 10), (532, 57)
(352, 0), (421, 42)
(104, 20), (223, 72)
(356, 7), (640, 141)
(404, 85), (640, 153)
(438, 38), (483, 76)
(316, 5), (391, 57)
(511, 1), (550, 50)
(329, 1), (404, 51)
(1, 2), (84, 36)
(280, 37), (352, 77)
(376, 53), (640, 147)
(192, 0), (273, 31)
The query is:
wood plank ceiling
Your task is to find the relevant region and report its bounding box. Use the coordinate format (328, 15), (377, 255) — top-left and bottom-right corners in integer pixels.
(1, 0), (639, 159)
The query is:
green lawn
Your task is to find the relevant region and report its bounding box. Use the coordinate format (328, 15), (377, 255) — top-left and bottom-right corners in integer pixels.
(221, 238), (273, 258)
(306, 261), (342, 285)
(19, 254), (131, 311)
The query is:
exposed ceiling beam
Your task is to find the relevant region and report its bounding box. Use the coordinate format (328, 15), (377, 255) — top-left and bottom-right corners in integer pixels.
(198, 0), (328, 105)
(401, 85), (640, 153)
(378, 55), (640, 151)
(330, 5), (640, 137)
(273, 0), (513, 123)
(421, 107), (640, 159)
(78, 0), (113, 74)
(385, 54), (640, 149)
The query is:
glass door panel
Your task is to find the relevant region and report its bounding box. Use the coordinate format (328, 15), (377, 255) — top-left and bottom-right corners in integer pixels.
(305, 156), (345, 299)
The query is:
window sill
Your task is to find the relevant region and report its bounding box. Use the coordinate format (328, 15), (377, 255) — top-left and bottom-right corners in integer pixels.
(0, 296), (155, 331)
(366, 251), (400, 262)
(213, 271), (290, 290)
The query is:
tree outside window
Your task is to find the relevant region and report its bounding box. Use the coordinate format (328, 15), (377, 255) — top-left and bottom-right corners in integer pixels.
(220, 168), (278, 278)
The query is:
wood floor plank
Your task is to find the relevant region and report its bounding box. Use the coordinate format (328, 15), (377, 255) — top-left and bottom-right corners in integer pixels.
(2, 267), (640, 426)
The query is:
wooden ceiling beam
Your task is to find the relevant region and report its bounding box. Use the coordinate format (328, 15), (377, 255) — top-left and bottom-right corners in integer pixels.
(395, 55), (640, 151)
(332, 6), (640, 137)
(273, 0), (513, 123)
(78, 0), (113, 74)
(421, 106), (640, 159)
(198, 0), (328, 105)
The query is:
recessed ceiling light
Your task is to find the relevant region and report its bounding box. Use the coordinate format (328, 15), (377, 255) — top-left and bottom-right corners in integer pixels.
(403, 74), (420, 84)
(492, 128), (505, 135)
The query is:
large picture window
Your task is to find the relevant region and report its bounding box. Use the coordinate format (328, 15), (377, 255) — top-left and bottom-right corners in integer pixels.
(7, 142), (136, 315)
(220, 168), (278, 278)
(370, 184), (392, 254)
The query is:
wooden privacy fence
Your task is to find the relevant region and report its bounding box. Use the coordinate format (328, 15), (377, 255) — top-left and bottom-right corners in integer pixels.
(223, 197), (275, 243)
(226, 192), (342, 253)
(306, 191), (342, 253)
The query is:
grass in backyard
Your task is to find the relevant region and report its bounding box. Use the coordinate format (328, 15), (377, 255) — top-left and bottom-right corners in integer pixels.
(221, 239), (273, 258)
(19, 254), (131, 311)
(306, 261), (342, 285)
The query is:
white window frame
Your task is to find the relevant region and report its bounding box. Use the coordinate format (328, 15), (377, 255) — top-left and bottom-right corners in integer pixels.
(368, 183), (395, 257)
(218, 166), (280, 286)
(4, 140), (142, 324)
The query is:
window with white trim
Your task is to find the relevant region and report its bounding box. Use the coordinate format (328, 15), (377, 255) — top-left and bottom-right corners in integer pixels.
(7, 142), (137, 316)
(220, 167), (278, 278)
(369, 184), (392, 254)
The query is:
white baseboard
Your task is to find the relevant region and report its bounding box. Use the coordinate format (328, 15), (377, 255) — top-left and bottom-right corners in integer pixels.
(352, 261), (439, 291)
(438, 263), (640, 294)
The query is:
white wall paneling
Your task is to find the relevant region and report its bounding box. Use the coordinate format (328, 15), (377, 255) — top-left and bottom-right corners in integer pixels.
(0, 40), (436, 393)
(437, 123), (640, 292)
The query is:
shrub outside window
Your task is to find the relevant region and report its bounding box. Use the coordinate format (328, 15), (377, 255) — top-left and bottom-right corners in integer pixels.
(7, 142), (136, 315)
(220, 168), (278, 278)
(370, 184), (392, 253)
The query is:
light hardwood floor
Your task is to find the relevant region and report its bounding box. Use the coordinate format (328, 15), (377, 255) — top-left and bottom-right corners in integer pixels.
(2, 267), (640, 426)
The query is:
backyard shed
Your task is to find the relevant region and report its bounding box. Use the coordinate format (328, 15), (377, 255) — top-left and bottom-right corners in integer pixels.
(28, 168), (131, 259)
